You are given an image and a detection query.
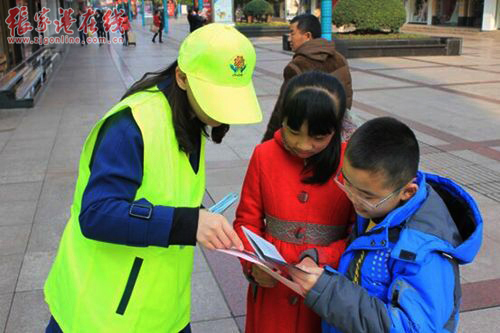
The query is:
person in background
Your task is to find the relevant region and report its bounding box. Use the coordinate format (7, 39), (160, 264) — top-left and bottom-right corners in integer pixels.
(96, 10), (106, 46)
(262, 14), (357, 143)
(152, 10), (163, 43)
(120, 12), (130, 46)
(76, 10), (87, 46)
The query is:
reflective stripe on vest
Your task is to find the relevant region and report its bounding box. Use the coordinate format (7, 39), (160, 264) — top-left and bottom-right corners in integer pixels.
(44, 88), (205, 333)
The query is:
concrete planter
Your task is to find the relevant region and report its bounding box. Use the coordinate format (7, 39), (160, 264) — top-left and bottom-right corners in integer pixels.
(236, 25), (289, 38)
(282, 34), (462, 58)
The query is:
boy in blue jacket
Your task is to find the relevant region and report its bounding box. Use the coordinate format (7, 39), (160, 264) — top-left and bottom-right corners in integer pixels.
(290, 117), (482, 333)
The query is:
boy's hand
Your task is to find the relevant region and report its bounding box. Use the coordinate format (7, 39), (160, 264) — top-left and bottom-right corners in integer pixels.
(289, 261), (324, 297)
(298, 256), (317, 269)
(251, 264), (277, 288)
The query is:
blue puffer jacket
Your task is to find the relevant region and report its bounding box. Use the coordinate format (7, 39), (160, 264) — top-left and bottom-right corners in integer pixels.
(305, 172), (483, 333)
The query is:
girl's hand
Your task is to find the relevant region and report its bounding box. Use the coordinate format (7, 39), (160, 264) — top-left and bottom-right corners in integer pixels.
(289, 262), (324, 297)
(196, 209), (243, 251)
(251, 264), (277, 288)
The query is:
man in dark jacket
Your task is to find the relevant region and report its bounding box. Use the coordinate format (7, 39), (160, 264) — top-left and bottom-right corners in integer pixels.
(262, 14), (354, 142)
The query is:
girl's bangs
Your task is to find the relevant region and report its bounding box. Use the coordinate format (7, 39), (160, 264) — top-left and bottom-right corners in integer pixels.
(284, 89), (338, 136)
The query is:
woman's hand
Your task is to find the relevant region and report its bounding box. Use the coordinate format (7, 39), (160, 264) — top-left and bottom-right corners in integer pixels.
(251, 264), (277, 288)
(196, 209), (243, 251)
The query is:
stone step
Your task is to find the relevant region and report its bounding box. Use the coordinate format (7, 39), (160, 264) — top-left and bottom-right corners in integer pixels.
(402, 23), (482, 36)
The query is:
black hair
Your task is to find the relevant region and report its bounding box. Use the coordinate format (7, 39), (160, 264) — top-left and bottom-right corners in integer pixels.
(280, 71), (346, 185)
(345, 117), (419, 189)
(290, 14), (321, 39)
(121, 61), (229, 154)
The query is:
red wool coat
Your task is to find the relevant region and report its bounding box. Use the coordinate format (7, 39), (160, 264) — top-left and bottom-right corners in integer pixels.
(234, 131), (354, 333)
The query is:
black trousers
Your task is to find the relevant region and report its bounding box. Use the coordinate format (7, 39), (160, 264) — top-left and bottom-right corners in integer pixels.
(153, 29), (162, 42)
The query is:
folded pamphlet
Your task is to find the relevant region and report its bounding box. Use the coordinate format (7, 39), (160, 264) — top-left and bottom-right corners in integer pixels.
(217, 226), (308, 295)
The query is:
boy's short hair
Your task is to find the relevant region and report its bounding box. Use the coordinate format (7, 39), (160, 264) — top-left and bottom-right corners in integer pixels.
(346, 117), (419, 189)
(290, 14), (321, 39)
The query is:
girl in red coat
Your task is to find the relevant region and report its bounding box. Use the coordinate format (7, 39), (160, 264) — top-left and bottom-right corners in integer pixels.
(234, 71), (355, 333)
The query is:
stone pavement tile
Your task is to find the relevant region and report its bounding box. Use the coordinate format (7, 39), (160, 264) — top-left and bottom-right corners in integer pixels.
(1, 137), (54, 159)
(0, 132), (11, 152)
(8, 119), (58, 142)
(253, 76), (282, 97)
(206, 166), (248, 188)
(351, 71), (417, 90)
(371, 66), (500, 86)
(0, 293), (13, 332)
(447, 82), (500, 101)
(191, 318), (240, 333)
(0, 225), (31, 256)
(404, 55), (500, 66)
(349, 57), (445, 70)
(412, 130), (449, 146)
(27, 175), (74, 253)
(201, 247), (248, 318)
(450, 150), (500, 174)
(191, 271), (231, 322)
(193, 246), (210, 274)
(59, 105), (103, 130)
(420, 152), (475, 171)
(235, 315), (245, 332)
(461, 235), (500, 282)
(16, 251), (55, 292)
(0, 110), (24, 132)
(355, 87), (500, 142)
(0, 200), (37, 227)
(205, 142), (242, 162)
(0, 255), (23, 294)
(468, 64), (500, 72)
(231, 144), (257, 160)
(224, 126), (263, 146)
(458, 307), (500, 333)
(4, 290), (50, 333)
(254, 60), (289, 76)
(467, 192), (500, 241)
(0, 156), (47, 185)
(46, 134), (86, 174)
(0, 182), (42, 202)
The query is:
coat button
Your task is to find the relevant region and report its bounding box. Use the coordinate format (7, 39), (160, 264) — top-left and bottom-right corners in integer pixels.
(295, 227), (305, 239)
(297, 191), (308, 203)
(289, 295), (299, 305)
(371, 240), (376, 246)
(381, 240), (387, 246)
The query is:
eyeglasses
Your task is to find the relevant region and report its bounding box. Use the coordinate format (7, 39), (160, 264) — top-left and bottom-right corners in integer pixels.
(334, 170), (406, 210)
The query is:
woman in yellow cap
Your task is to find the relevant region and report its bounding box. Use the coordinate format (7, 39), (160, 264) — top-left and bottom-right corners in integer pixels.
(44, 23), (262, 333)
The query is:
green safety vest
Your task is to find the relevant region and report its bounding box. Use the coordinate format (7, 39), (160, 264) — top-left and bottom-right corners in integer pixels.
(44, 87), (206, 332)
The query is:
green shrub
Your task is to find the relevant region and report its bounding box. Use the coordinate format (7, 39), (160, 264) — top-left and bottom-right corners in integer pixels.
(333, 0), (406, 33)
(243, 0), (273, 19)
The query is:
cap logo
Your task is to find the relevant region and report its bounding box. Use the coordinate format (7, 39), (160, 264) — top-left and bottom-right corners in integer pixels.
(230, 56), (246, 77)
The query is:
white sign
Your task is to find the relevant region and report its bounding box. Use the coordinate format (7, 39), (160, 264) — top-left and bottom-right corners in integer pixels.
(213, 0), (233, 24)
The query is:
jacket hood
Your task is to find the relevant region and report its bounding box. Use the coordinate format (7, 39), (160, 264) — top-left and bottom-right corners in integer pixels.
(294, 38), (338, 62)
(388, 172), (483, 265)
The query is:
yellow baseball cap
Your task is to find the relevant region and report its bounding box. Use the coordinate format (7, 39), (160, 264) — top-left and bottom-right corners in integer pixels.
(178, 24), (262, 125)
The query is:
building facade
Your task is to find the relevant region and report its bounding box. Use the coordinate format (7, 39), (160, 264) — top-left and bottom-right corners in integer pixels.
(404, 0), (500, 30)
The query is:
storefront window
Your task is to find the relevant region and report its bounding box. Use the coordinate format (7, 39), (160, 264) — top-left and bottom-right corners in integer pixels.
(409, 0), (429, 23)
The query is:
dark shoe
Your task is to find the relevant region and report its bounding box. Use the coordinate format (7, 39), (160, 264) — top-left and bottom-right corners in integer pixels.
(159, 40), (163, 43)
(152, 39), (155, 43)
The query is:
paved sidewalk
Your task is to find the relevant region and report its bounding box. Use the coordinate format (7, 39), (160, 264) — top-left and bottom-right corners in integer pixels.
(0, 18), (499, 332)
